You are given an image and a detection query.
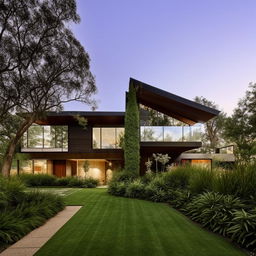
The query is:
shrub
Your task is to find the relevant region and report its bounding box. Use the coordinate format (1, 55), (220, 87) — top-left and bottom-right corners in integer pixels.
(228, 209), (256, 252)
(19, 174), (56, 187)
(55, 177), (73, 186)
(212, 164), (256, 200)
(168, 189), (192, 210)
(0, 177), (64, 247)
(124, 83), (140, 175)
(108, 182), (127, 197)
(125, 180), (145, 198)
(0, 176), (25, 206)
(189, 168), (215, 194)
(185, 192), (244, 236)
(144, 183), (169, 202)
(82, 177), (99, 188)
(111, 170), (137, 183)
(163, 166), (192, 189)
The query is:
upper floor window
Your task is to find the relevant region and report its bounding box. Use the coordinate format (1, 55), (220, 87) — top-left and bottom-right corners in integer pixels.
(93, 127), (124, 149)
(21, 125), (68, 152)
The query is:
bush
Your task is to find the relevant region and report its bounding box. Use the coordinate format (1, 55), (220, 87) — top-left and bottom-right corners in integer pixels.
(125, 180), (145, 198)
(0, 178), (64, 247)
(213, 164), (256, 199)
(108, 182), (127, 197)
(111, 170), (137, 183)
(189, 168), (215, 194)
(163, 166), (192, 189)
(185, 192), (244, 236)
(19, 174), (56, 187)
(0, 176), (25, 206)
(144, 183), (169, 202)
(228, 209), (256, 252)
(168, 189), (192, 209)
(82, 177), (99, 188)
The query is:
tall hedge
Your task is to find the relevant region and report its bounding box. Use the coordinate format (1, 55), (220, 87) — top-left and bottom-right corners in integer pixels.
(124, 83), (140, 175)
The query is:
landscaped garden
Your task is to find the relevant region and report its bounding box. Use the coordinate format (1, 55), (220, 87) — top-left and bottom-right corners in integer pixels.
(35, 188), (245, 256)
(0, 176), (64, 252)
(0, 174), (99, 253)
(108, 164), (256, 254)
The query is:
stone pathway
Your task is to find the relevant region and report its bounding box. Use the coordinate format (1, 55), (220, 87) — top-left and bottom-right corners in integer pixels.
(0, 206), (82, 256)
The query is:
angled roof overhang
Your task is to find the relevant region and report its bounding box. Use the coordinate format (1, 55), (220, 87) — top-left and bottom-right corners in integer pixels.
(130, 78), (220, 125)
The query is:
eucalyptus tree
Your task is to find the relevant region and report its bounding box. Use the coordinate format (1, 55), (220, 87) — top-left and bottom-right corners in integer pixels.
(0, 0), (96, 176)
(194, 96), (226, 153)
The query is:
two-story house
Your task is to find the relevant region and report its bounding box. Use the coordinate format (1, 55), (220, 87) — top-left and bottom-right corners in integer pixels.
(13, 78), (220, 184)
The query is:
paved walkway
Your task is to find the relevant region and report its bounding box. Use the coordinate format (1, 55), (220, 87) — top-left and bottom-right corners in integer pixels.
(0, 206), (82, 256)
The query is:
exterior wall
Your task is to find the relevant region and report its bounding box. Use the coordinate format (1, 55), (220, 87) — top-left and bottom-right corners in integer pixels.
(77, 160), (106, 184)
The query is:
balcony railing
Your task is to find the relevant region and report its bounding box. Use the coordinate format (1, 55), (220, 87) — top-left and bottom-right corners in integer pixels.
(140, 125), (202, 142)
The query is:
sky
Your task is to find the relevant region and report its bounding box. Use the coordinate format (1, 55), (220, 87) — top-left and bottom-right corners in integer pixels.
(64, 0), (256, 115)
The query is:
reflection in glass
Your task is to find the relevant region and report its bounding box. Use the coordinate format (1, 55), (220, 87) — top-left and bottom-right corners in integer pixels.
(141, 126), (163, 141)
(44, 126), (55, 148)
(102, 128), (116, 149)
(22, 125), (68, 152)
(140, 125), (202, 142)
(93, 128), (101, 148)
(20, 160), (33, 174)
(28, 126), (43, 148)
(183, 126), (191, 141)
(164, 127), (182, 141)
(92, 127), (125, 149)
(116, 128), (124, 148)
(191, 125), (202, 141)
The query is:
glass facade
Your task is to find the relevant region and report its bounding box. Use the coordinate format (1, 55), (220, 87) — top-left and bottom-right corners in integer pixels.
(92, 127), (124, 149)
(21, 125), (68, 152)
(140, 125), (202, 142)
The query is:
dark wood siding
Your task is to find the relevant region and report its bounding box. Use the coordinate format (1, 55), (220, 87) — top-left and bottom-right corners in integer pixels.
(68, 125), (92, 153)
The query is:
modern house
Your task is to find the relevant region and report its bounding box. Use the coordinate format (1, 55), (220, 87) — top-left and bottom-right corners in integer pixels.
(13, 78), (220, 184)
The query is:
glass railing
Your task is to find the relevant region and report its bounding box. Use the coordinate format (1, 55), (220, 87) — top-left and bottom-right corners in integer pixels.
(140, 125), (202, 142)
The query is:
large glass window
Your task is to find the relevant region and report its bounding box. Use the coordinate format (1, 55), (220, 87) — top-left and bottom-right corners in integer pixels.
(28, 125), (43, 148)
(92, 127), (124, 149)
(22, 125), (68, 152)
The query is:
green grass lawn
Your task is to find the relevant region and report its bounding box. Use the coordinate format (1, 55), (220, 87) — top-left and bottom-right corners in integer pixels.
(35, 188), (246, 256)
(25, 187), (81, 196)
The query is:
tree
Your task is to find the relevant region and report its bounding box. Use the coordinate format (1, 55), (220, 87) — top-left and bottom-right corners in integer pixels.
(0, 0), (96, 176)
(194, 96), (226, 153)
(124, 83), (140, 175)
(223, 83), (256, 162)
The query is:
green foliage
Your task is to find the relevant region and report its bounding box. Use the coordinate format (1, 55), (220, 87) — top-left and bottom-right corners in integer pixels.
(108, 182), (127, 197)
(185, 192), (244, 236)
(0, 177), (64, 247)
(19, 174), (99, 188)
(163, 167), (192, 189)
(168, 189), (192, 209)
(124, 83), (140, 175)
(189, 168), (215, 194)
(194, 96), (226, 152)
(111, 170), (137, 183)
(125, 180), (145, 198)
(227, 209), (256, 251)
(223, 83), (256, 162)
(20, 174), (57, 186)
(212, 164), (256, 199)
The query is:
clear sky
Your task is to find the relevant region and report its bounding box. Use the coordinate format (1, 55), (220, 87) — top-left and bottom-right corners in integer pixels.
(64, 0), (256, 114)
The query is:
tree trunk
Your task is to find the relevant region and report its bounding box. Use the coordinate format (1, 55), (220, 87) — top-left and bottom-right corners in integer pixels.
(1, 116), (35, 176)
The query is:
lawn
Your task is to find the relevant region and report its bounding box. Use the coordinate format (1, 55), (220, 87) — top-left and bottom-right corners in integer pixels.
(35, 188), (246, 256)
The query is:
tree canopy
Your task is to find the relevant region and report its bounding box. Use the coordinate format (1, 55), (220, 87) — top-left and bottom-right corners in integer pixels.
(0, 0), (96, 175)
(223, 83), (256, 162)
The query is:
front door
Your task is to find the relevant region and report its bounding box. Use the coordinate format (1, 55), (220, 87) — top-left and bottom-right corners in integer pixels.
(53, 160), (66, 177)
